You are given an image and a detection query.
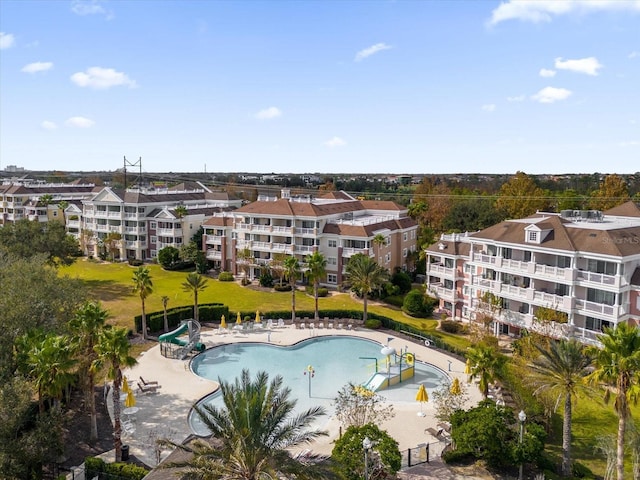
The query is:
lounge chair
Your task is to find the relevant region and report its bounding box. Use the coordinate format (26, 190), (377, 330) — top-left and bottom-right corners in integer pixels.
(277, 318), (285, 328)
(137, 382), (160, 394)
(317, 321), (324, 329)
(140, 376), (158, 386)
(337, 323), (343, 330)
(122, 420), (136, 437)
(309, 322), (315, 329)
(299, 322), (306, 329)
(328, 321), (334, 329)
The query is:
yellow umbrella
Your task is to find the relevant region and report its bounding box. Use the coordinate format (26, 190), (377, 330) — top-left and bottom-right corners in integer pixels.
(125, 390), (136, 408)
(450, 377), (462, 395)
(255, 310), (261, 323)
(122, 376), (131, 394)
(236, 311), (242, 324)
(464, 359), (471, 375)
(416, 384), (428, 417)
(220, 315), (227, 329)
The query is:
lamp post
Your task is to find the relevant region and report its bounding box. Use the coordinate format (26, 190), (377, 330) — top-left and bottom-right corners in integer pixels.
(518, 410), (527, 480)
(303, 365), (315, 397)
(363, 436), (372, 480)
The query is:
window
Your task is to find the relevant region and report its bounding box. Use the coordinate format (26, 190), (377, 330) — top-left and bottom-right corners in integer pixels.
(151, 236), (157, 244)
(385, 253), (390, 263)
(328, 239), (337, 248)
(524, 251), (532, 262)
(557, 256), (571, 268)
(528, 231), (538, 242)
(587, 288), (615, 306)
(150, 250), (157, 258)
(502, 248), (512, 259)
(150, 222), (157, 229)
(585, 316), (612, 332)
(586, 259), (616, 276)
(411, 230), (415, 239)
(403, 248), (407, 258)
(327, 274), (337, 284)
(327, 257), (337, 266)
(403, 233), (408, 241)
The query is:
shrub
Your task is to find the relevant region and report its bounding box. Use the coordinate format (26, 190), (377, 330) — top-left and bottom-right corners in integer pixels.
(274, 284), (292, 292)
(402, 289), (430, 318)
(383, 295), (404, 308)
(572, 462), (595, 479)
(157, 246), (180, 269)
(241, 277), (251, 286)
(440, 320), (462, 334)
(259, 271), (274, 287)
(317, 287), (329, 297)
(364, 318), (382, 329)
(442, 448), (473, 464)
(391, 270), (412, 294)
(128, 258), (143, 267)
(218, 271), (234, 281)
(84, 456), (149, 480)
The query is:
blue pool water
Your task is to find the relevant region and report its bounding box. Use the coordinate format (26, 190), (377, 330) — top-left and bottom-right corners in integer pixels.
(189, 336), (449, 435)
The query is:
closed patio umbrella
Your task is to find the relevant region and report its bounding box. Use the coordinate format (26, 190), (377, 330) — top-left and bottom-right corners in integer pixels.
(220, 315), (227, 329)
(122, 376), (131, 394)
(450, 377), (462, 395)
(236, 311), (242, 324)
(255, 310), (261, 323)
(125, 390), (136, 408)
(416, 384), (428, 417)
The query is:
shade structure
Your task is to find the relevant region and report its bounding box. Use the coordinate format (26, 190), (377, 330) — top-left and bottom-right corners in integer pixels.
(220, 315), (227, 328)
(255, 310), (261, 323)
(124, 390), (136, 408)
(236, 311), (242, 324)
(416, 384), (428, 416)
(450, 377), (462, 395)
(122, 377), (131, 394)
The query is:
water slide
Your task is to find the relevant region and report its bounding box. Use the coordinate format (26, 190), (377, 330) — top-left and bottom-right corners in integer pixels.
(158, 320), (206, 354)
(158, 322), (189, 345)
(363, 373), (387, 392)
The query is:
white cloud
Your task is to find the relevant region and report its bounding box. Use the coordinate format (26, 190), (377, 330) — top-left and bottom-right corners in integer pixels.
(65, 116), (95, 128)
(629, 51), (639, 59)
(539, 68), (556, 78)
(488, 0), (640, 26)
(531, 86), (572, 104)
(507, 95), (526, 102)
(253, 107), (282, 120)
(21, 62), (54, 74)
(482, 104), (496, 112)
(324, 136), (347, 148)
(618, 140), (639, 147)
(71, 0), (114, 19)
(554, 57), (603, 76)
(355, 43), (392, 62)
(41, 121), (57, 130)
(70, 67), (137, 89)
(0, 32), (15, 49)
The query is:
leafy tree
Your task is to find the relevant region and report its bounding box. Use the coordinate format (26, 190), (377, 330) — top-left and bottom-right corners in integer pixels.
(0, 219), (81, 266)
(332, 423), (401, 480)
(132, 266), (153, 339)
(412, 178), (452, 231)
(390, 270), (412, 294)
(466, 345), (507, 398)
(69, 301), (108, 440)
(345, 253), (389, 324)
(104, 232), (122, 261)
(589, 174), (630, 211)
(162, 369), (334, 479)
(237, 246), (253, 281)
(442, 198), (506, 232)
(92, 326), (137, 463)
(157, 245), (180, 269)
(174, 204), (188, 218)
(284, 256), (301, 322)
(334, 383), (395, 428)
(529, 339), (592, 477)
(306, 251), (327, 321)
(269, 252), (287, 286)
(587, 323), (640, 480)
(496, 171), (548, 219)
(432, 381), (470, 423)
(402, 289), (434, 317)
(182, 272), (209, 321)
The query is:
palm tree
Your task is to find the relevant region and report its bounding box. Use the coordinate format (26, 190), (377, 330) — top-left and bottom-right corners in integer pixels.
(283, 256), (301, 322)
(237, 246), (253, 281)
(174, 205), (188, 219)
(345, 253), (388, 324)
(182, 272), (209, 321)
(69, 301), (108, 441)
(306, 252), (327, 321)
(92, 326), (137, 462)
(161, 295), (170, 332)
(372, 233), (386, 264)
(587, 323), (640, 480)
(162, 369), (334, 479)
(530, 339), (592, 477)
(466, 344), (506, 398)
(132, 266), (153, 339)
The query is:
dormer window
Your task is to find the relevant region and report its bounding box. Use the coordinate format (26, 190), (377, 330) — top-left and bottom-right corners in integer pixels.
(528, 231), (537, 242)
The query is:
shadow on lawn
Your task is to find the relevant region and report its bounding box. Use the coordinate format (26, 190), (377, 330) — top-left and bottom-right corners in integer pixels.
(84, 279), (132, 302)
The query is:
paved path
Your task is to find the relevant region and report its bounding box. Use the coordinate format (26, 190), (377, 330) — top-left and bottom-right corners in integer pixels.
(104, 324), (485, 475)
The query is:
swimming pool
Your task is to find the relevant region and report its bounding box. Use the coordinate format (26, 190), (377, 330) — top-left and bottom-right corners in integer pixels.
(189, 336), (449, 435)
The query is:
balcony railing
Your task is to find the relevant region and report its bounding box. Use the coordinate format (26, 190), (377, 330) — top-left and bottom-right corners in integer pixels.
(428, 285), (455, 301)
(205, 236), (223, 245)
(576, 270), (617, 286)
(534, 264), (570, 280)
(271, 243), (293, 253)
(427, 264), (455, 277)
(272, 225), (292, 233)
(342, 247), (372, 257)
(471, 253), (497, 265)
(295, 245), (314, 254)
(206, 250), (222, 260)
(575, 299), (618, 318)
(295, 227), (315, 235)
(157, 228), (181, 236)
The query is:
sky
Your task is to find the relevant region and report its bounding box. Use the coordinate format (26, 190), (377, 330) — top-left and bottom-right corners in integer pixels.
(0, 0), (639, 175)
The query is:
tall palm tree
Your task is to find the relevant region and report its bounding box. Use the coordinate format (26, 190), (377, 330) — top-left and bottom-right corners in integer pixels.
(132, 266), (153, 339)
(92, 326), (137, 462)
(530, 339), (592, 477)
(372, 233), (386, 264)
(283, 256), (301, 322)
(161, 295), (170, 332)
(162, 369), (334, 479)
(306, 252), (327, 321)
(345, 253), (388, 324)
(587, 323), (640, 480)
(182, 272), (209, 321)
(69, 301), (108, 441)
(466, 344), (506, 399)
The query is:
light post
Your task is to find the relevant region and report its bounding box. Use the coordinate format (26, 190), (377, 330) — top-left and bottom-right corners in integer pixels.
(518, 410), (527, 480)
(363, 436), (372, 480)
(303, 365), (315, 397)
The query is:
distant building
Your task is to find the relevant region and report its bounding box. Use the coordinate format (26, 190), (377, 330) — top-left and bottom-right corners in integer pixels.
(425, 201), (640, 346)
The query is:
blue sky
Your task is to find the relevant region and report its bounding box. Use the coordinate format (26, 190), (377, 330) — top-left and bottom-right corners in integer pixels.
(1, 0), (638, 174)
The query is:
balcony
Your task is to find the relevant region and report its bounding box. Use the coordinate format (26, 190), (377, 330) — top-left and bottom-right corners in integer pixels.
(272, 225), (292, 234)
(575, 299), (627, 318)
(206, 250), (222, 260)
(498, 310), (533, 329)
(157, 228), (181, 236)
(576, 270), (618, 287)
(271, 243), (293, 254)
(205, 236), (223, 245)
(533, 290), (572, 310)
(471, 252), (498, 265)
(472, 277), (500, 292)
(94, 210), (108, 218)
(295, 245), (314, 254)
(533, 264), (571, 281)
(342, 247), (372, 257)
(67, 220), (81, 228)
(125, 226), (144, 234)
(295, 227), (315, 236)
(252, 241), (271, 251)
(428, 285), (455, 301)
(427, 264), (455, 278)
(499, 284), (532, 301)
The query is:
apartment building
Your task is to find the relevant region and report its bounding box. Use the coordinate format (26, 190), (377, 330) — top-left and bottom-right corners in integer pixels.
(202, 190), (418, 285)
(81, 184), (242, 260)
(426, 201), (640, 345)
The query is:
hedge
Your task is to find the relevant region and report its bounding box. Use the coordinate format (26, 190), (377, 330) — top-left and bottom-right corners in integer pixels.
(85, 457), (148, 480)
(134, 303), (229, 333)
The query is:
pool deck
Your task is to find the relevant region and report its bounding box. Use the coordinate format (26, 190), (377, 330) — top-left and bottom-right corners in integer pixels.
(108, 324), (483, 470)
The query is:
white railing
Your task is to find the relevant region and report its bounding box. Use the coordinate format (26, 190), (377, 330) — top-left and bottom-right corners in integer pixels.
(472, 253), (497, 265)
(575, 299), (617, 317)
(108, 226), (121, 232)
(67, 220), (80, 228)
(272, 243), (293, 253)
(252, 241), (271, 250)
(124, 212), (138, 218)
(428, 264), (455, 277)
(500, 284), (529, 300)
(157, 228), (180, 236)
(429, 285), (455, 301)
(94, 210), (108, 218)
(272, 225), (291, 233)
(502, 258), (528, 271)
(295, 227), (315, 235)
(108, 211), (121, 217)
(206, 250), (222, 260)
(533, 291), (564, 307)
(252, 224), (271, 232)
(473, 277), (500, 291)
(295, 245), (314, 254)
(576, 270), (616, 286)
(534, 264), (568, 279)
(343, 247), (372, 257)
(237, 223), (252, 230)
(206, 236), (222, 245)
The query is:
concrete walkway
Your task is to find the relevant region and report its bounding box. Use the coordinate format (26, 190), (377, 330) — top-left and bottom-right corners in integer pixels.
(105, 323), (485, 476)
